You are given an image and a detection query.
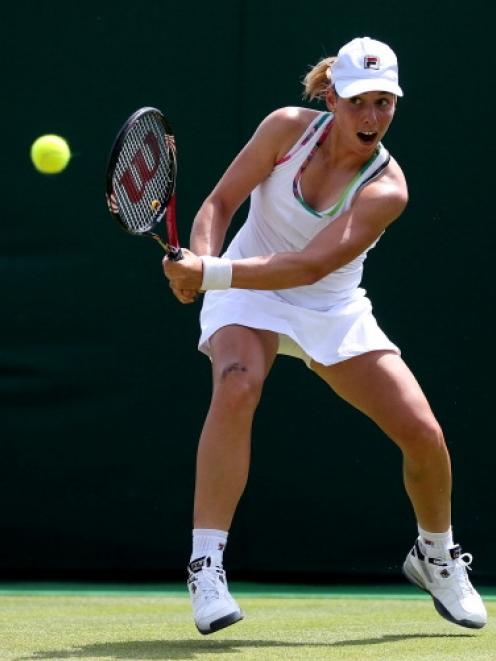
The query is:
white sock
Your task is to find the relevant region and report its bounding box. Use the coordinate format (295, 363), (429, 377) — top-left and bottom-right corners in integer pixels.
(418, 524), (454, 558)
(191, 528), (228, 564)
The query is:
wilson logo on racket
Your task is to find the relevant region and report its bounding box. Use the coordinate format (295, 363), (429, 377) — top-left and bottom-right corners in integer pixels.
(119, 131), (160, 203)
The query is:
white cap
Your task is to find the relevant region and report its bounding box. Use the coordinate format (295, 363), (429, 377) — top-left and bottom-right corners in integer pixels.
(330, 36), (403, 98)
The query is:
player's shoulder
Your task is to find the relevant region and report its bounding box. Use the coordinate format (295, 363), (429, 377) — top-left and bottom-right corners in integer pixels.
(357, 155), (409, 221)
(264, 105), (319, 125)
(371, 155), (408, 205)
(385, 155), (407, 189)
(254, 106), (321, 161)
(258, 106), (319, 135)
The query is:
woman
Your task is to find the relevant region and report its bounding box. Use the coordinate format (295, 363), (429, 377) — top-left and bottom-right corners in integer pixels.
(163, 36), (487, 634)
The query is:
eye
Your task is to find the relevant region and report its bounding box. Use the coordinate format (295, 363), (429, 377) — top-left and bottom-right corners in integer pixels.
(377, 97), (392, 107)
(349, 96), (362, 105)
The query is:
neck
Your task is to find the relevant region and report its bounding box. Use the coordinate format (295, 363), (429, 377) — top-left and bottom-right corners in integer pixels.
(323, 122), (378, 171)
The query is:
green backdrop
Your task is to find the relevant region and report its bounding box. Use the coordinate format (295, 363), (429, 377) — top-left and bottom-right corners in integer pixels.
(2, 0), (494, 583)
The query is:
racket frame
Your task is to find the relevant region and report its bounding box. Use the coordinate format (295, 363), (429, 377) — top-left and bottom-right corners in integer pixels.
(106, 106), (182, 260)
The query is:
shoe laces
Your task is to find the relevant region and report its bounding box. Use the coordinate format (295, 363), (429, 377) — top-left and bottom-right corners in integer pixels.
(442, 553), (475, 596)
(459, 552), (474, 569)
(193, 563), (225, 603)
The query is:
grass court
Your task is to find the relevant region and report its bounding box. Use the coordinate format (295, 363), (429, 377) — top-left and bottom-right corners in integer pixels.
(1, 583), (495, 660)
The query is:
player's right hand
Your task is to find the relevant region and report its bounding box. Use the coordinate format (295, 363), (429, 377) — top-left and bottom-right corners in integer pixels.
(169, 283), (199, 304)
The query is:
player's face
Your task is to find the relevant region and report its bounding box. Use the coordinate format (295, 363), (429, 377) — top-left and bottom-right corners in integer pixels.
(328, 89), (396, 153)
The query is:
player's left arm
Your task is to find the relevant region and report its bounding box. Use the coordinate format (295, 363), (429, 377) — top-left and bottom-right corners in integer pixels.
(164, 166), (408, 291)
(228, 179), (408, 289)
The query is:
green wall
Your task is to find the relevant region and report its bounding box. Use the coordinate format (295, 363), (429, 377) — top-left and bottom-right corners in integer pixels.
(2, 0), (494, 583)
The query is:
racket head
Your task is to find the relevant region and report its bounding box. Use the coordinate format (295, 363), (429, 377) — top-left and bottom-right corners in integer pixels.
(105, 107), (178, 244)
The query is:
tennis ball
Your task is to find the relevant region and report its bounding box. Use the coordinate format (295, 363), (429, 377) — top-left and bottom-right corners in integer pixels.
(30, 134), (71, 174)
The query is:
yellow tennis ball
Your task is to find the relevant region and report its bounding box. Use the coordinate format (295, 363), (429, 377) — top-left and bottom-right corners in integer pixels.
(30, 134), (71, 174)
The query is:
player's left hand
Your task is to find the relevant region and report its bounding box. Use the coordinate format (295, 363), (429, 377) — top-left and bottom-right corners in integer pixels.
(162, 248), (203, 291)
(169, 284), (199, 304)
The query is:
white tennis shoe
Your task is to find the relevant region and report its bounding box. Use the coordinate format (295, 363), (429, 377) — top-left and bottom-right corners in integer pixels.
(187, 556), (243, 635)
(402, 538), (487, 629)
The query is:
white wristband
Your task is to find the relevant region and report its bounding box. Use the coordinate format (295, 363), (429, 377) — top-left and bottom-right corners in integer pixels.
(200, 256), (233, 290)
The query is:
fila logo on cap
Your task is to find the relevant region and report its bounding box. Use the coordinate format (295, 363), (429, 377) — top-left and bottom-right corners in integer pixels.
(364, 55), (380, 69)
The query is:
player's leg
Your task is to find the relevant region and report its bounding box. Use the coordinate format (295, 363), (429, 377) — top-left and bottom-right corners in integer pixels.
(194, 324), (279, 530)
(311, 349), (486, 628)
(188, 324), (279, 634)
(311, 350), (450, 531)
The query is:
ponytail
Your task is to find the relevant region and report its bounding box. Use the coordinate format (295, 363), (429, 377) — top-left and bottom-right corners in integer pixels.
(302, 56), (336, 102)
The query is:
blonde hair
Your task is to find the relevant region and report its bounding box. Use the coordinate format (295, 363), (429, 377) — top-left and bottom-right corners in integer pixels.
(302, 56), (337, 101)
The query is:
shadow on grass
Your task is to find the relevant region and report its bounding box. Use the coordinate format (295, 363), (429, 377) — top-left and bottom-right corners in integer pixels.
(22, 633), (476, 660)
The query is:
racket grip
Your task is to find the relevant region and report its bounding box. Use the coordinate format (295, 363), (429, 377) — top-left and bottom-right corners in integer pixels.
(167, 245), (183, 261)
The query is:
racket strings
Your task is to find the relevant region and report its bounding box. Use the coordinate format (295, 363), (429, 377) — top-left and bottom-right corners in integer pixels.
(112, 113), (176, 234)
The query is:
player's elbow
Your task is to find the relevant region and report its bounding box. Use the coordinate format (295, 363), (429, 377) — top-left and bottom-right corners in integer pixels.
(203, 193), (230, 221)
(300, 251), (355, 284)
(297, 246), (342, 284)
(299, 260), (328, 285)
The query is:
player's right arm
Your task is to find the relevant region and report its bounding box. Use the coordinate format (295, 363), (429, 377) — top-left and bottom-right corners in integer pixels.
(189, 107), (316, 257)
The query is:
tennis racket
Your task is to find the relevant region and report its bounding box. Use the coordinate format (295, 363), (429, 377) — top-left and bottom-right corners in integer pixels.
(105, 106), (183, 260)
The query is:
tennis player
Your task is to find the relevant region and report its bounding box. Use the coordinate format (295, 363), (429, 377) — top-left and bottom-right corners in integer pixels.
(163, 36), (487, 634)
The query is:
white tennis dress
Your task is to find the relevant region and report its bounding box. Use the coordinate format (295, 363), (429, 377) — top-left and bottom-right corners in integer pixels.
(199, 111), (400, 366)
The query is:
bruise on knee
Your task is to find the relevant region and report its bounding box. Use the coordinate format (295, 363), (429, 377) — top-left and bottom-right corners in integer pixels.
(221, 362), (248, 380)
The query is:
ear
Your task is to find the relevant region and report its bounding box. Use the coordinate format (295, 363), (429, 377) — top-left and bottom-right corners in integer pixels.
(325, 87), (338, 113)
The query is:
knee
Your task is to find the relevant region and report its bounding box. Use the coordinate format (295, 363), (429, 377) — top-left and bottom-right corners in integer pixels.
(398, 417), (447, 461)
(213, 361), (264, 414)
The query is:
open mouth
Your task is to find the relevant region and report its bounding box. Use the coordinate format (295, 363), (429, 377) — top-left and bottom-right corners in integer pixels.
(357, 131), (377, 144)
